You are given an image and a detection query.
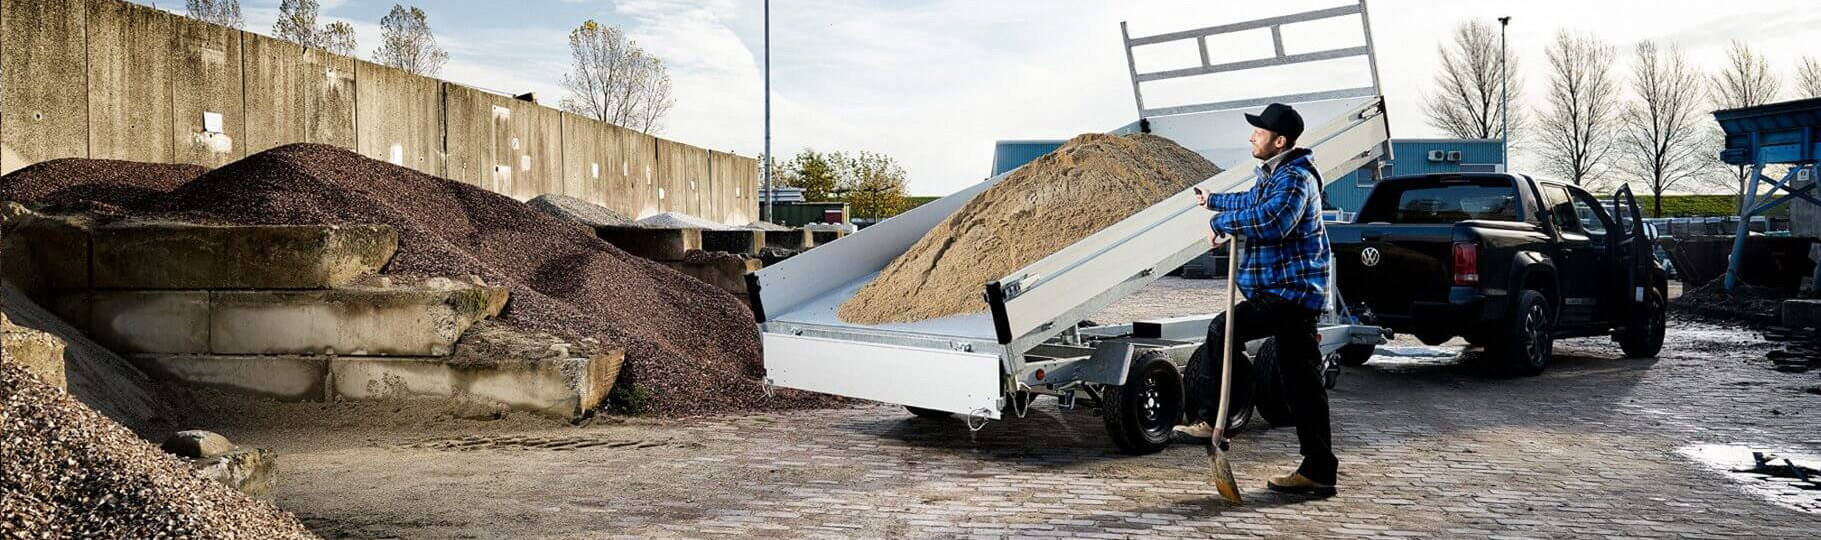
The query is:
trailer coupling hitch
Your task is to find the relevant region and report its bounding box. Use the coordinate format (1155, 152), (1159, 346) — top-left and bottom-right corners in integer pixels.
(965, 408), (993, 432)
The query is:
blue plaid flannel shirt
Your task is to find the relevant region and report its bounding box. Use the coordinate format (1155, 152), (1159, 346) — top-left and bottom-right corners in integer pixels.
(1204, 148), (1331, 313)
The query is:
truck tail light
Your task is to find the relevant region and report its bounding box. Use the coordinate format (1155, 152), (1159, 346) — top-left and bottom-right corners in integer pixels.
(1453, 242), (1480, 285)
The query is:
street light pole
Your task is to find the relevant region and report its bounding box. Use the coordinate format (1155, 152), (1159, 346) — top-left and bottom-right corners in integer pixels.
(762, 0), (773, 223)
(1498, 16), (1510, 170)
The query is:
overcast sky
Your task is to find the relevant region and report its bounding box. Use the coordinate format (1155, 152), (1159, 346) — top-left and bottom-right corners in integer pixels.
(155, 0), (1821, 195)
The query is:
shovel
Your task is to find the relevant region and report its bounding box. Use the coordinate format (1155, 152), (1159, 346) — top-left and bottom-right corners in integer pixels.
(1208, 234), (1243, 504)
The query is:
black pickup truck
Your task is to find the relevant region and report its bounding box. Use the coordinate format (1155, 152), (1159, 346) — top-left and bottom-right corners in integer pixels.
(1328, 173), (1668, 375)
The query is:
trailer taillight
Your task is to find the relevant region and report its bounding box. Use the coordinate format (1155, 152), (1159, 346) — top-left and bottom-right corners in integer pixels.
(1453, 242), (1479, 285)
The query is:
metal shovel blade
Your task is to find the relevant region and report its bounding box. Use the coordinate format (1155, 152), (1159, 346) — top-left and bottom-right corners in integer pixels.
(1209, 440), (1242, 504)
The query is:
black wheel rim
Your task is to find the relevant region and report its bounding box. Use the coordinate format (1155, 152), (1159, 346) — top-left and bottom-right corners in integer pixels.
(1523, 303), (1550, 366)
(1136, 370), (1177, 438)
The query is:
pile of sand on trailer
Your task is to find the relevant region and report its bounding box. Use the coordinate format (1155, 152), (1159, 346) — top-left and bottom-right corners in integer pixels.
(0, 144), (836, 416)
(0, 361), (315, 538)
(839, 133), (1220, 324)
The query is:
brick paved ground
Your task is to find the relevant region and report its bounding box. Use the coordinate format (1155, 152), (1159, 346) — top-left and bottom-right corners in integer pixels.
(226, 281), (1819, 539)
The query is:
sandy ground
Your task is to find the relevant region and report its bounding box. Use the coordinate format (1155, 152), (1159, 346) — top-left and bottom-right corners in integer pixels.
(182, 276), (1821, 539)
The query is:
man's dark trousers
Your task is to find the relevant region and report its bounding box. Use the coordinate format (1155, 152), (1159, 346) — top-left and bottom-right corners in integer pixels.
(1186, 293), (1337, 485)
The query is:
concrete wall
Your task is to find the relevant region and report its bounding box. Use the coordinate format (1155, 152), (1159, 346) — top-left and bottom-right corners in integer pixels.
(0, 0), (757, 225)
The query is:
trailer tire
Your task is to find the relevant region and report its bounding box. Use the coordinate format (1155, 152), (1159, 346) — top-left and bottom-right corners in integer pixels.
(1252, 339), (1295, 427)
(1103, 352), (1185, 455)
(1337, 343), (1375, 366)
(1181, 344), (1254, 435)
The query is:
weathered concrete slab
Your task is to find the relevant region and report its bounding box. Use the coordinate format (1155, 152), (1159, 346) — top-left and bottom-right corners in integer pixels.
(3, 313), (68, 390)
(701, 229), (763, 255)
(1783, 299), (1821, 331)
(1, 208), (93, 296)
(519, 103), (563, 201)
(624, 129), (661, 219)
(355, 60), (441, 175)
(241, 32), (308, 155)
(86, 0), (174, 163)
(560, 112), (606, 206)
(90, 222), (396, 289)
(303, 48), (357, 149)
(1, 0), (90, 174)
(331, 350), (620, 420)
(170, 15), (244, 168)
(191, 446), (276, 498)
(764, 229), (814, 251)
(597, 227), (702, 261)
(441, 83), (496, 189)
(209, 283), (507, 356)
(131, 353), (329, 401)
(663, 256), (762, 295)
(87, 290), (211, 354)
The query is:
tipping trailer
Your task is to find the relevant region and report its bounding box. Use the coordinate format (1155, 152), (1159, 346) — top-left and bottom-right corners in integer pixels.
(748, 1), (1392, 454)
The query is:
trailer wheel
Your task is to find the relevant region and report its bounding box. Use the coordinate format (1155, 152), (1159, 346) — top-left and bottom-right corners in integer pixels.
(1181, 344), (1254, 435)
(1103, 352), (1185, 455)
(1252, 339), (1295, 427)
(1337, 344), (1374, 366)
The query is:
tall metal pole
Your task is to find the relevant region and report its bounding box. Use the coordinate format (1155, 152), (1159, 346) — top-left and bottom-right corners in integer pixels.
(1498, 16), (1510, 169)
(762, 0), (773, 222)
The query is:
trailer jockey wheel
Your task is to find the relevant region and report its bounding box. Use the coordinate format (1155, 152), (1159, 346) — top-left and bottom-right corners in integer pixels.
(1103, 351), (1184, 455)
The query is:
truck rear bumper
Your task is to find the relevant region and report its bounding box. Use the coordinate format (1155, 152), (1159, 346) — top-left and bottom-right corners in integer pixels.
(1370, 288), (1508, 337)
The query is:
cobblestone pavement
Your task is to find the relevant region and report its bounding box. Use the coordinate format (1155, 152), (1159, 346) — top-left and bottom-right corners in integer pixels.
(242, 280), (1818, 539)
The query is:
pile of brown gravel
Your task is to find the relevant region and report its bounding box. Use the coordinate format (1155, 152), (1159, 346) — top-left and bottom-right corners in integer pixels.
(839, 133), (1220, 324)
(0, 144), (836, 416)
(0, 158), (205, 215)
(0, 361), (315, 538)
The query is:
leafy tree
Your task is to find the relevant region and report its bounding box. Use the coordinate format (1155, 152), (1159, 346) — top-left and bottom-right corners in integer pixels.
(374, 4), (447, 76)
(832, 151), (910, 221)
(274, 0), (358, 55)
(773, 149), (840, 202)
(185, 0), (243, 28)
(559, 20), (675, 133)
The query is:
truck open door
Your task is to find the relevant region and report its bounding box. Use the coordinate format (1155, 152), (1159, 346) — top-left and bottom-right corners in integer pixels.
(1610, 185), (1650, 310)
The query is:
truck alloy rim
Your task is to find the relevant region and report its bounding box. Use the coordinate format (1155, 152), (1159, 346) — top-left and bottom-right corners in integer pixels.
(1523, 304), (1550, 364)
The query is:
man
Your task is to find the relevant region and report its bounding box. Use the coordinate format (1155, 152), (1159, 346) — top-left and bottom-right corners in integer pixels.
(1175, 102), (1338, 497)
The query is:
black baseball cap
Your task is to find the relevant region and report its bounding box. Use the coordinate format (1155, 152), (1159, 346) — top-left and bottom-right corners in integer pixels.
(1245, 103), (1304, 142)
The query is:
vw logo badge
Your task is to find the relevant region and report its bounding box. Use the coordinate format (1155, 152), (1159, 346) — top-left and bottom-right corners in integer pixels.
(1360, 247), (1381, 267)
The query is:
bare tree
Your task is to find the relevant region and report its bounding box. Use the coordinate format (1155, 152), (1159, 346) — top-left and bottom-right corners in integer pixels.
(1797, 56), (1821, 99)
(1710, 40), (1783, 196)
(1422, 20), (1526, 144)
(374, 4), (447, 77)
(1533, 31), (1621, 187)
(1620, 42), (1717, 217)
(274, 0), (358, 55)
(559, 20), (676, 133)
(186, 0), (243, 28)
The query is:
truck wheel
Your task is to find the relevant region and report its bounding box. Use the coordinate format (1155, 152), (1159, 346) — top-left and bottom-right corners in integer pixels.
(1618, 288), (1667, 358)
(905, 406), (951, 419)
(1489, 290), (1553, 376)
(1181, 344), (1255, 435)
(1103, 352), (1186, 455)
(1337, 343), (1375, 366)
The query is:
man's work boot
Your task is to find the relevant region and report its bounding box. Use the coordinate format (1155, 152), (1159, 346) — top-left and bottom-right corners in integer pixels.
(1172, 421), (1212, 442)
(1266, 472), (1336, 497)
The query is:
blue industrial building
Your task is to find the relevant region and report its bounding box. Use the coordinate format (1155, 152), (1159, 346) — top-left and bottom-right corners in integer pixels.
(1324, 139), (1506, 212)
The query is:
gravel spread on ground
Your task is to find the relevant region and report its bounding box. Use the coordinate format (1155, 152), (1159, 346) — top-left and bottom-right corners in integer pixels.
(0, 361), (316, 539)
(527, 194), (635, 229)
(0, 144), (836, 416)
(744, 221), (791, 231)
(636, 212), (733, 230)
(839, 133), (1220, 324)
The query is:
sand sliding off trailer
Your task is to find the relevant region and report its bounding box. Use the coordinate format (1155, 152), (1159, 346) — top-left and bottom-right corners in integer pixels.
(748, 1), (1391, 454)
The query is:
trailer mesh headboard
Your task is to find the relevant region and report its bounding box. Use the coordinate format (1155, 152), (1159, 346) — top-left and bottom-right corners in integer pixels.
(1120, 0), (1382, 119)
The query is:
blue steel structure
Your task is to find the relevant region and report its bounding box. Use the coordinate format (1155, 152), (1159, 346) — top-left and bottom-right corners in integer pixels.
(991, 140), (1066, 177)
(1325, 139), (1504, 212)
(1714, 97), (1821, 291)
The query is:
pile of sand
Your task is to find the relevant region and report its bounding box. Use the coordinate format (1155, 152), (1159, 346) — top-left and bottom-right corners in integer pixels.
(839, 133), (1219, 324)
(0, 361), (314, 538)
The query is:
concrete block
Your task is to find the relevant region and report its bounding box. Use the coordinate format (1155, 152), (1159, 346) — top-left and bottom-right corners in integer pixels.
(331, 349), (621, 420)
(208, 284), (507, 356)
(1783, 299), (1821, 331)
(663, 256), (762, 295)
(3, 314), (68, 390)
(130, 354), (330, 401)
(88, 290), (211, 354)
(86, 0), (175, 163)
(440, 83), (495, 189)
(241, 32), (308, 155)
(597, 227), (701, 261)
(560, 112), (606, 206)
(90, 222), (396, 289)
(170, 15), (244, 168)
(764, 229), (814, 251)
(1, 0), (89, 174)
(810, 229), (846, 245)
(518, 104), (563, 201)
(624, 130), (661, 219)
(1, 210), (93, 296)
(304, 48), (357, 149)
(355, 60), (442, 175)
(191, 446), (276, 498)
(701, 229), (763, 255)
